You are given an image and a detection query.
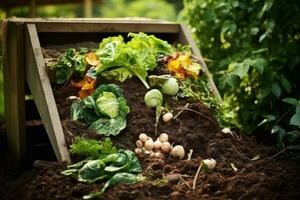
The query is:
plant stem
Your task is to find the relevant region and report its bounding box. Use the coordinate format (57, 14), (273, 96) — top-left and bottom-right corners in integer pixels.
(192, 162), (203, 190)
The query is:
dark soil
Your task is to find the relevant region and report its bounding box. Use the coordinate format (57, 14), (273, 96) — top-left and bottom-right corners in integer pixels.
(7, 48), (300, 200)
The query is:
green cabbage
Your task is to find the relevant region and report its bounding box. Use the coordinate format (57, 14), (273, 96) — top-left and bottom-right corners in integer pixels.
(70, 84), (130, 136)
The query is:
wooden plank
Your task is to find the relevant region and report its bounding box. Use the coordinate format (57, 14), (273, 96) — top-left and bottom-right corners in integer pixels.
(177, 24), (222, 102)
(83, 0), (93, 18)
(34, 22), (180, 33)
(2, 21), (26, 165)
(1, 0), (103, 8)
(25, 23), (70, 162)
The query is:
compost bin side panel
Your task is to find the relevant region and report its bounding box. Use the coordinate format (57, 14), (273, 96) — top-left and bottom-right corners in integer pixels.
(25, 23), (70, 162)
(2, 20), (26, 165)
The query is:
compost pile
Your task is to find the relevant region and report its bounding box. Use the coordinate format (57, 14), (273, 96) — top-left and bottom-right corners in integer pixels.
(10, 33), (300, 200)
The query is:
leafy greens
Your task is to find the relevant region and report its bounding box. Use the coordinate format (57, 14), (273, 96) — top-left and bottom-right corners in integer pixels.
(50, 48), (89, 84)
(61, 147), (144, 199)
(95, 32), (175, 88)
(71, 84), (130, 136)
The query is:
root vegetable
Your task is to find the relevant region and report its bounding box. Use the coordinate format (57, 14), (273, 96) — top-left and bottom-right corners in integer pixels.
(153, 140), (162, 150)
(221, 128), (232, 134)
(144, 150), (153, 155)
(161, 77), (179, 96)
(144, 89), (163, 108)
(203, 159), (216, 170)
(171, 145), (185, 159)
(136, 140), (143, 148)
(163, 112), (173, 123)
(161, 142), (171, 153)
(159, 133), (169, 143)
(150, 152), (156, 157)
(144, 140), (154, 150)
(147, 136), (153, 141)
(135, 148), (142, 154)
(154, 152), (164, 158)
(139, 133), (148, 142)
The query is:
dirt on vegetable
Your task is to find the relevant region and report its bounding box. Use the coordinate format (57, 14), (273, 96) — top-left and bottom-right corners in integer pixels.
(7, 48), (300, 200)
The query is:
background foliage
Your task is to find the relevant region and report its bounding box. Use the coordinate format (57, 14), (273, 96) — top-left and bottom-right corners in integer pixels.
(183, 0), (300, 155)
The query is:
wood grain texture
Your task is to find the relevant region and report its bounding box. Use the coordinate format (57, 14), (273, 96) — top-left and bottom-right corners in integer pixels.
(35, 22), (180, 33)
(177, 24), (222, 102)
(25, 24), (70, 162)
(2, 21), (26, 165)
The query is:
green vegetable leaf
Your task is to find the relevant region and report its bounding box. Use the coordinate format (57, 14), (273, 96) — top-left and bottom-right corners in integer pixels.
(89, 117), (127, 136)
(99, 138), (118, 156)
(70, 137), (101, 158)
(83, 173), (144, 199)
(78, 160), (107, 183)
(92, 84), (123, 99)
(101, 67), (133, 82)
(96, 92), (119, 118)
(148, 75), (171, 88)
(71, 84), (130, 136)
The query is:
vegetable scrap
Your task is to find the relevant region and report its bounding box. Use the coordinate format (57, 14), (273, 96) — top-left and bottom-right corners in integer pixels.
(166, 52), (202, 80)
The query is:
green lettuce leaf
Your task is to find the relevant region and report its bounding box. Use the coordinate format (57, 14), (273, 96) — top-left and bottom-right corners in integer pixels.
(95, 33), (174, 88)
(96, 92), (119, 118)
(101, 67), (133, 82)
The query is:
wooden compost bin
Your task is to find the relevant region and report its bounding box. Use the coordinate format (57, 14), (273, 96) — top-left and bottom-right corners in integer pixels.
(2, 18), (221, 164)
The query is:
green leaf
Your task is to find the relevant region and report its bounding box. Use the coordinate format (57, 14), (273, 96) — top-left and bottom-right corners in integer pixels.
(89, 117), (127, 136)
(282, 98), (299, 106)
(70, 99), (84, 121)
(83, 173), (144, 199)
(92, 84), (123, 99)
(78, 160), (107, 183)
(251, 58), (267, 74)
(96, 92), (119, 118)
(148, 75), (171, 88)
(60, 169), (79, 176)
(230, 62), (250, 79)
(281, 76), (292, 93)
(271, 83), (281, 98)
(101, 67), (133, 82)
(83, 96), (96, 109)
(223, 73), (240, 88)
(290, 106), (300, 128)
(99, 138), (118, 156)
(69, 137), (101, 158)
